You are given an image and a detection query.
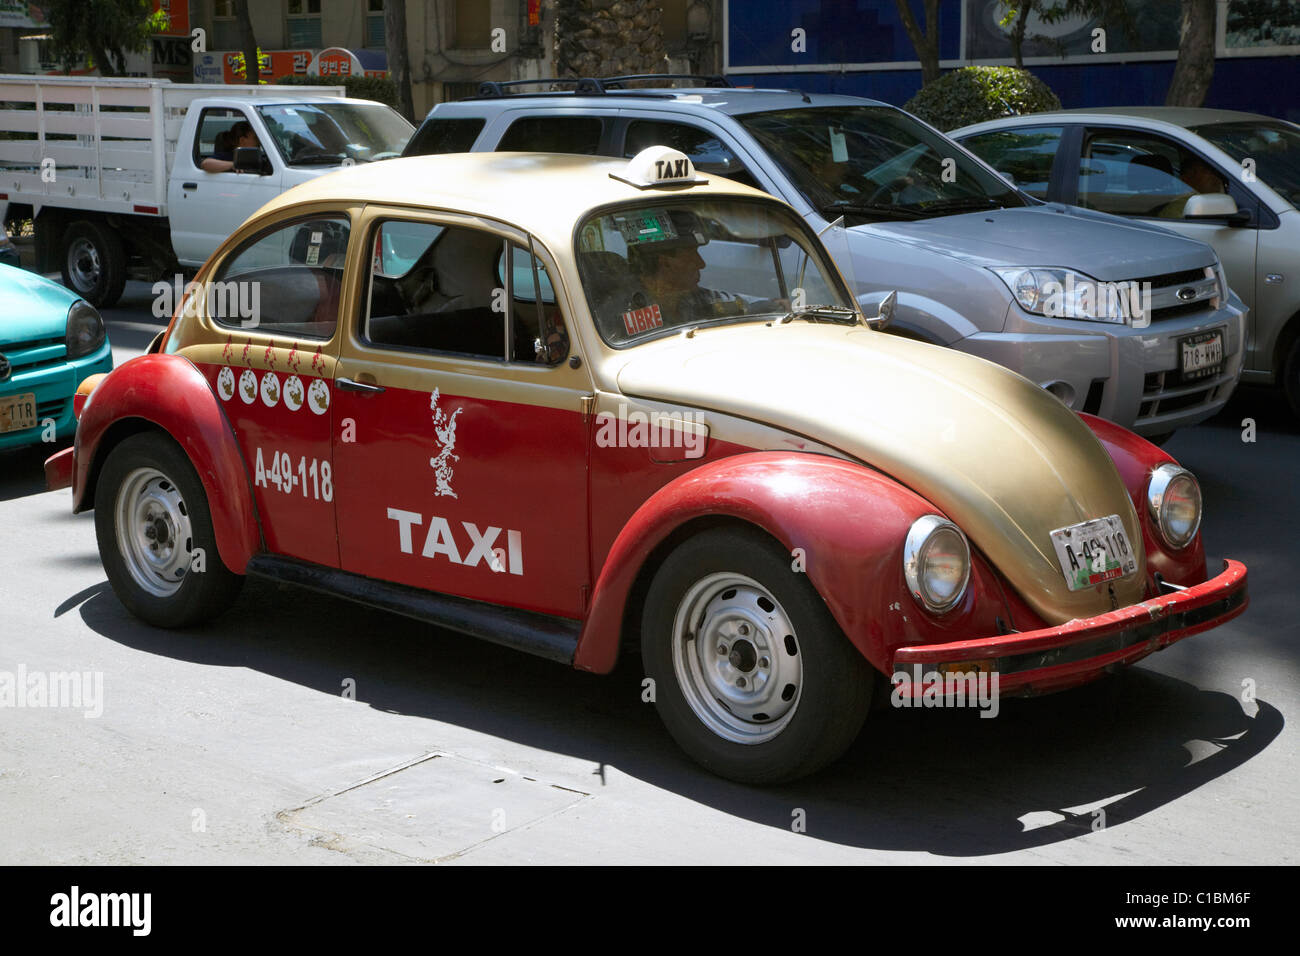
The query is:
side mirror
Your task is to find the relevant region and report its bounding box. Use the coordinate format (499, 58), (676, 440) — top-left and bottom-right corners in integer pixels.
(1183, 192), (1244, 222)
(863, 289), (897, 330)
(234, 146), (271, 175)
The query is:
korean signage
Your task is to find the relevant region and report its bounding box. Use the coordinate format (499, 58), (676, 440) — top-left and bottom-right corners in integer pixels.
(0, 0), (49, 29)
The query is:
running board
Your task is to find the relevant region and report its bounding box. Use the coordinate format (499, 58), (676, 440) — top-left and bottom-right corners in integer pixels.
(245, 554), (580, 665)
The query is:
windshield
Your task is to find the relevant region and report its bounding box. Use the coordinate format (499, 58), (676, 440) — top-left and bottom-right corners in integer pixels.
(1191, 120), (1300, 208)
(576, 198), (855, 348)
(738, 106), (1026, 222)
(256, 102), (413, 167)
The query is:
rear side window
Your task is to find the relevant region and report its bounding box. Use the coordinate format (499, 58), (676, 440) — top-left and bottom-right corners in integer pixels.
(497, 116), (603, 154)
(960, 126), (1063, 200)
(211, 216), (350, 339)
(404, 117), (486, 156)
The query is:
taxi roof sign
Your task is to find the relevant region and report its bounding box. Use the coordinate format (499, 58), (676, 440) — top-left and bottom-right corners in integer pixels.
(611, 146), (709, 189)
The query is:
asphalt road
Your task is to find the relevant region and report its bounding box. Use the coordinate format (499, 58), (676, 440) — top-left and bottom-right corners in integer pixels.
(1, 281), (1295, 864)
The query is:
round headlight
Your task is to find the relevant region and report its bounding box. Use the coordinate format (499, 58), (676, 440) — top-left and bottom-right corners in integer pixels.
(1147, 463), (1202, 550)
(903, 515), (971, 614)
(65, 300), (105, 360)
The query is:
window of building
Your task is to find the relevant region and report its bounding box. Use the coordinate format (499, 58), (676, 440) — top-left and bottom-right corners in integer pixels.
(452, 0), (492, 49)
(367, 0), (386, 49)
(212, 0), (240, 51)
(287, 0), (323, 49)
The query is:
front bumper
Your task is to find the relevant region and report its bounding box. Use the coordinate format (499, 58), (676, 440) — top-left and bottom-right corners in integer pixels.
(957, 294), (1246, 437)
(892, 560), (1247, 696)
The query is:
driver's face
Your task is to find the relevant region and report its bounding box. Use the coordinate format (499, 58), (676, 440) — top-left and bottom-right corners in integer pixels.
(653, 244), (706, 292)
(237, 130), (259, 149)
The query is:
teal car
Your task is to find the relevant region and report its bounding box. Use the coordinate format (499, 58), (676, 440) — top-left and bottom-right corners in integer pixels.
(0, 262), (112, 452)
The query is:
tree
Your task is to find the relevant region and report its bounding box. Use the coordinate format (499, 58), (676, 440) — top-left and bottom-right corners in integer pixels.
(1166, 0), (1216, 106)
(232, 0), (260, 85)
(893, 0), (942, 86)
(385, 0), (416, 121)
(997, 1), (1137, 68)
(45, 0), (168, 76)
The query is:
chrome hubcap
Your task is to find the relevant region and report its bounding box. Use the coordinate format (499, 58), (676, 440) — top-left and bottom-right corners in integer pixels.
(68, 237), (102, 292)
(114, 467), (193, 597)
(671, 572), (802, 745)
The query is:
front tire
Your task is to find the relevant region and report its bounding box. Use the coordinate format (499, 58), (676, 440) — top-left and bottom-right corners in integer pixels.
(61, 220), (126, 308)
(94, 432), (243, 627)
(641, 527), (872, 784)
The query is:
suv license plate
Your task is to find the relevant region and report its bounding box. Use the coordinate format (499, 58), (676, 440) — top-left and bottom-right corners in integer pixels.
(1050, 515), (1139, 591)
(1180, 329), (1223, 381)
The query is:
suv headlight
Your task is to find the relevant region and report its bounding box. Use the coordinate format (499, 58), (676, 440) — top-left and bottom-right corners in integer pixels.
(65, 299), (106, 360)
(990, 266), (1129, 324)
(903, 515), (971, 614)
(1147, 463), (1202, 550)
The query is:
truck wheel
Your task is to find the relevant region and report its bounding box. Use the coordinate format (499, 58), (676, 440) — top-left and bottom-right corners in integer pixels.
(641, 527), (872, 784)
(61, 220), (126, 308)
(94, 432), (243, 628)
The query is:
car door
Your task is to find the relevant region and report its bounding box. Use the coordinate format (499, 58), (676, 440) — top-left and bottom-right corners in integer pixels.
(194, 210), (350, 567)
(330, 207), (593, 619)
(1063, 126), (1260, 327)
(167, 106), (284, 266)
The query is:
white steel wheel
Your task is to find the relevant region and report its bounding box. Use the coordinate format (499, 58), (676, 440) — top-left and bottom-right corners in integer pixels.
(671, 572), (803, 744)
(642, 526), (873, 785)
(95, 431), (243, 628)
(113, 466), (195, 598)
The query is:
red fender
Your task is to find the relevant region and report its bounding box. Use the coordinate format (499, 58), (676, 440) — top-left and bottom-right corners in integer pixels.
(574, 452), (1011, 675)
(1079, 413), (1206, 588)
(73, 353), (262, 575)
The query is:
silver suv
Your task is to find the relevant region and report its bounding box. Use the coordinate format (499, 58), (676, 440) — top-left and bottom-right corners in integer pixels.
(404, 78), (1247, 439)
(954, 108), (1300, 417)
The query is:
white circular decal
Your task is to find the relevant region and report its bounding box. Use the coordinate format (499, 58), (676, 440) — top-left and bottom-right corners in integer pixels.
(238, 369), (258, 404)
(307, 378), (330, 415)
(260, 371), (281, 408)
(216, 366), (235, 402)
(282, 374), (304, 412)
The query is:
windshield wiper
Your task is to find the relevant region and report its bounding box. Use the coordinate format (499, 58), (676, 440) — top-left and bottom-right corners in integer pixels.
(910, 196), (1008, 217)
(820, 201), (924, 221)
(775, 304), (860, 325)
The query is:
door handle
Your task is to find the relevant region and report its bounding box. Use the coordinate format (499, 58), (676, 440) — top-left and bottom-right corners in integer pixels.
(182, 182), (197, 190)
(335, 377), (385, 394)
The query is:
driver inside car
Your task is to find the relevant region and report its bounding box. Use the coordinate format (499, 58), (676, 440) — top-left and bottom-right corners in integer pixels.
(624, 211), (760, 325)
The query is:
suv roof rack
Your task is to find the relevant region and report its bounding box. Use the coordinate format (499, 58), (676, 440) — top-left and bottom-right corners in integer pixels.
(470, 74), (732, 99)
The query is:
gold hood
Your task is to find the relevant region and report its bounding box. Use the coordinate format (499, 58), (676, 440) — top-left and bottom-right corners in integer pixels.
(614, 323), (1146, 625)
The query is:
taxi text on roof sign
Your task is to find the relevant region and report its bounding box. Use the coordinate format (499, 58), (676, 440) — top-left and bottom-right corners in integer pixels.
(612, 146), (710, 189)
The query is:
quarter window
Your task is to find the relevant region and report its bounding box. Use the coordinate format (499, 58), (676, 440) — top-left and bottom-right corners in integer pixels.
(960, 126), (1063, 200)
(405, 117), (486, 155)
(211, 216), (350, 339)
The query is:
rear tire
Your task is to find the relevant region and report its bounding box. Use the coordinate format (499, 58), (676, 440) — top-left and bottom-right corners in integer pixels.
(94, 432), (243, 627)
(641, 527), (872, 784)
(1282, 336), (1300, 420)
(61, 220), (126, 308)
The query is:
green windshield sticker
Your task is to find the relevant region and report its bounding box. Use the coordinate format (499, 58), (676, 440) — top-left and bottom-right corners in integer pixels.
(613, 210), (679, 245)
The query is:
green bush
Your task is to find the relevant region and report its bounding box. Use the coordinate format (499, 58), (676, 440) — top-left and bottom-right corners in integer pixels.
(273, 73), (401, 109)
(903, 66), (1061, 132)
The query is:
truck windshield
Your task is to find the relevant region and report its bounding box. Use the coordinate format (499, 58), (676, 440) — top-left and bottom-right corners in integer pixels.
(575, 198), (855, 348)
(1191, 120), (1300, 209)
(256, 102), (413, 167)
(738, 106), (1026, 222)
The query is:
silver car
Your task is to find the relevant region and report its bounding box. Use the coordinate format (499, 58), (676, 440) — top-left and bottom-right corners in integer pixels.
(407, 86), (1247, 439)
(955, 107), (1299, 417)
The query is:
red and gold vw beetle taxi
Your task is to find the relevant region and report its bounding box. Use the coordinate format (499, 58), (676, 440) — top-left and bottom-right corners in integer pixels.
(46, 147), (1248, 783)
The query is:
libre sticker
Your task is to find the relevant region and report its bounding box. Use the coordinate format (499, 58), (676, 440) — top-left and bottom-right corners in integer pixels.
(260, 371), (281, 408)
(238, 368), (258, 404)
(283, 374), (304, 411)
(305, 245), (320, 266)
(307, 378), (330, 415)
(622, 304), (664, 335)
(216, 366), (235, 401)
